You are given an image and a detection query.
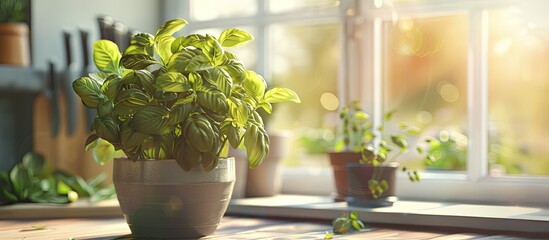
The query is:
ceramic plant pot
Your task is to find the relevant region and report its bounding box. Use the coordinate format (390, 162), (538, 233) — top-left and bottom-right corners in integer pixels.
(327, 151), (362, 201)
(346, 162), (398, 208)
(0, 23), (30, 66)
(113, 158), (235, 239)
(246, 132), (290, 197)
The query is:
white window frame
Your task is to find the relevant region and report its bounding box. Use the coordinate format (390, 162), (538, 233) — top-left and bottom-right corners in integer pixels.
(165, 0), (549, 206)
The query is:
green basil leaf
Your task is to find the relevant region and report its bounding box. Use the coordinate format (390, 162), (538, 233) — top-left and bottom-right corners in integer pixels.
(243, 70), (266, 99)
(100, 75), (122, 101)
(155, 72), (191, 92)
(222, 122), (241, 148)
(131, 105), (173, 135)
(201, 35), (224, 66)
(120, 54), (158, 70)
(169, 103), (193, 125)
(263, 87), (301, 103)
(244, 124), (269, 168)
(116, 89), (150, 107)
(73, 77), (103, 108)
(218, 28), (254, 48)
(92, 138), (119, 165)
(124, 33), (154, 56)
(141, 133), (174, 159)
(220, 59), (246, 84)
(120, 124), (148, 152)
(85, 134), (99, 151)
(181, 34), (206, 49)
(201, 151), (218, 172)
(197, 87), (228, 116)
(133, 70), (156, 96)
(93, 40), (122, 73)
(209, 68), (232, 96)
(10, 164), (31, 200)
(228, 97), (251, 127)
(97, 99), (114, 117)
(167, 48), (198, 73)
(186, 53), (213, 72)
(183, 114), (214, 153)
(156, 36), (175, 64)
(174, 137), (201, 171)
(93, 116), (120, 143)
(155, 19), (188, 40)
(257, 102), (272, 114)
(391, 134), (408, 151)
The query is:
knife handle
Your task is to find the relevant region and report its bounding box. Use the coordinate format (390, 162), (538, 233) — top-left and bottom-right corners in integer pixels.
(48, 61), (56, 91)
(63, 31), (72, 67)
(97, 16), (114, 41)
(79, 29), (90, 68)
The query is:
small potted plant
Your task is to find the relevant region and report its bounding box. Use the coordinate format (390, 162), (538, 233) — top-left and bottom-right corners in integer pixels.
(72, 19), (300, 239)
(0, 0), (30, 66)
(346, 111), (433, 207)
(328, 101), (373, 201)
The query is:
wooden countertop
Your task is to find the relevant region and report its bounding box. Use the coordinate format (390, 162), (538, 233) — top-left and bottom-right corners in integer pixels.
(0, 216), (542, 239)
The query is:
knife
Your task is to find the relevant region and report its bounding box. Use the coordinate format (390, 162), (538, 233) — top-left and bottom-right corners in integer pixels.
(62, 31), (78, 135)
(113, 21), (129, 51)
(47, 61), (60, 137)
(97, 16), (115, 41)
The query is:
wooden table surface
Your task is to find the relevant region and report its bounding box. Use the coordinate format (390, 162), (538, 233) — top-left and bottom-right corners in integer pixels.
(0, 216), (543, 240)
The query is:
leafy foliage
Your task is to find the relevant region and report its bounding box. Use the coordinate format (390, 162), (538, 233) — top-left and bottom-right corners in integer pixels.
(0, 0), (26, 23)
(334, 101), (373, 152)
(0, 153), (115, 206)
(73, 19), (300, 171)
(334, 102), (437, 199)
(331, 211), (366, 235)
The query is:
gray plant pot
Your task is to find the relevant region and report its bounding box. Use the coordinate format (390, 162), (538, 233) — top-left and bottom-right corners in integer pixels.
(113, 158), (235, 239)
(346, 162), (398, 208)
(328, 151), (362, 202)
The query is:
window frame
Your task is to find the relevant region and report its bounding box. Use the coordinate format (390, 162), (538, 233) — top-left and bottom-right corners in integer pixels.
(166, 0), (549, 206)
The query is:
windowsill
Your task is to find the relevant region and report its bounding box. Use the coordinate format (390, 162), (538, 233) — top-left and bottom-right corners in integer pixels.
(226, 195), (549, 234)
(1, 195), (548, 234)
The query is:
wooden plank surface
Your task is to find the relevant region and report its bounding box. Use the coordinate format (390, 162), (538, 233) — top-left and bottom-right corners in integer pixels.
(0, 216), (541, 240)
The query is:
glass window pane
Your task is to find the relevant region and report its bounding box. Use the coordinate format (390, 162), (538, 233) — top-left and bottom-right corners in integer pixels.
(190, 0), (256, 21)
(268, 0), (339, 14)
(383, 15), (469, 171)
(192, 27), (258, 70)
(488, 5), (549, 176)
(269, 23), (341, 167)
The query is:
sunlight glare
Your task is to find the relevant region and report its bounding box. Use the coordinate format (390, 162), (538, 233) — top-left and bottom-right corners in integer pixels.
(320, 92), (339, 111)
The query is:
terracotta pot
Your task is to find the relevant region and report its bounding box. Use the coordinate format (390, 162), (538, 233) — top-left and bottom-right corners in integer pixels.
(229, 147), (248, 199)
(113, 158), (235, 239)
(346, 162), (398, 207)
(246, 132), (290, 197)
(327, 151), (361, 201)
(0, 23), (30, 66)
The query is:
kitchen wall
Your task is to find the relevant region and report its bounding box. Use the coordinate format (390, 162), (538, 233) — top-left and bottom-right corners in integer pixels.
(31, 0), (162, 70)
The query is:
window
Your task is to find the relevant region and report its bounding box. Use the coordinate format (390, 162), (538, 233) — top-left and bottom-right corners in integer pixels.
(382, 14), (469, 171)
(359, 0), (549, 205)
(168, 0), (549, 206)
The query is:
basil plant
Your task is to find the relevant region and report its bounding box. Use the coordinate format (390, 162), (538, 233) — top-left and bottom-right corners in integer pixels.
(73, 19), (300, 171)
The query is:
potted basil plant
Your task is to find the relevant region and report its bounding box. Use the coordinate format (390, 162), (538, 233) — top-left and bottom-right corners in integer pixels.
(328, 101), (373, 201)
(72, 18), (300, 239)
(346, 111), (434, 207)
